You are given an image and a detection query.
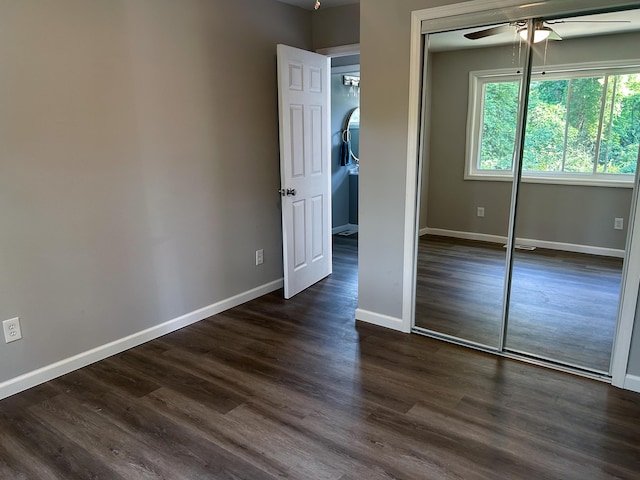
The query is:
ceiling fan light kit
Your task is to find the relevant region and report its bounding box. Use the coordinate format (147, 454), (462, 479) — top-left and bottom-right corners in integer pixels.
(518, 25), (552, 43)
(464, 17), (629, 43)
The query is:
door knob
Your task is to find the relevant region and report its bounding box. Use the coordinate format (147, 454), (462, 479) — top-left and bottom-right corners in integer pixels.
(278, 188), (296, 197)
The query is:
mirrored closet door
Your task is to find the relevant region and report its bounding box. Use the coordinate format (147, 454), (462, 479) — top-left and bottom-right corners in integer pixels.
(414, 23), (524, 349)
(415, 6), (640, 376)
(505, 11), (639, 373)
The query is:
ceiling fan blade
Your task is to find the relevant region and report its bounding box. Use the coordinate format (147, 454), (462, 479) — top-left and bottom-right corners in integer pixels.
(547, 20), (631, 24)
(548, 29), (562, 41)
(464, 25), (513, 40)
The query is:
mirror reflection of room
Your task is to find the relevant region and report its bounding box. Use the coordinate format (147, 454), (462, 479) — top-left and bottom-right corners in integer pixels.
(507, 11), (639, 372)
(331, 56), (359, 240)
(416, 22), (522, 349)
(416, 8), (640, 373)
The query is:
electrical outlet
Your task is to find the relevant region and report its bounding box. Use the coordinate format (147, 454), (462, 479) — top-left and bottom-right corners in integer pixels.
(256, 249), (264, 265)
(614, 218), (624, 230)
(3, 317), (22, 343)
(477, 207), (485, 218)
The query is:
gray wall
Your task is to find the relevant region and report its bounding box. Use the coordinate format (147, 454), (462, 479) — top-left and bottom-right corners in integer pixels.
(359, 0), (640, 376)
(423, 33), (639, 250)
(0, 0), (311, 383)
(360, 0), (448, 320)
(312, 3), (360, 50)
(331, 72), (359, 228)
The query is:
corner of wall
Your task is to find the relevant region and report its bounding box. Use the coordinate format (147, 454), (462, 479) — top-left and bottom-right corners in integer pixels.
(311, 3), (360, 51)
(355, 308), (411, 333)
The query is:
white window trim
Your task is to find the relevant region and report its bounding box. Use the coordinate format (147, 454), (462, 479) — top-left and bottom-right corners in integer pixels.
(464, 60), (640, 188)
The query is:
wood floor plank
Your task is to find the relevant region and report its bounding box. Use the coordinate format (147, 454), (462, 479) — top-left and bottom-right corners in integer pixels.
(113, 346), (247, 415)
(46, 370), (276, 480)
(0, 401), (128, 480)
(140, 387), (295, 479)
(0, 429), (61, 480)
(444, 395), (640, 477)
(28, 396), (193, 480)
(82, 356), (162, 397)
(1, 234), (639, 479)
(223, 403), (350, 480)
(297, 403), (492, 480)
(157, 343), (318, 420)
(372, 405), (603, 480)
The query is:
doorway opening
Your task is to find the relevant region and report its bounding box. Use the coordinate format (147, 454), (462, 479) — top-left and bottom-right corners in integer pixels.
(316, 46), (360, 293)
(330, 54), (360, 283)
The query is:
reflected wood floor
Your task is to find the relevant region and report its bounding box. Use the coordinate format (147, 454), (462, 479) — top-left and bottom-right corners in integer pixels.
(415, 235), (623, 372)
(1, 235), (640, 479)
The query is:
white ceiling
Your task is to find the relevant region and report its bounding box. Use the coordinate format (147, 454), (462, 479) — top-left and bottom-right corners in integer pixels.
(429, 9), (640, 52)
(276, 0), (358, 10)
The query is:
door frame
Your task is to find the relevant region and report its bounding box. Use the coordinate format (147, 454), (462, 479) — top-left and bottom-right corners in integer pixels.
(404, 0), (640, 389)
(316, 43), (360, 58)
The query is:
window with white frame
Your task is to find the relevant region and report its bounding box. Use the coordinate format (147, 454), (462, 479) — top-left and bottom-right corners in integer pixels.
(465, 63), (640, 186)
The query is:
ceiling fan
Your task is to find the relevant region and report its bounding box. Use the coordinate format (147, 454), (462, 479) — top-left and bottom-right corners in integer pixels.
(464, 19), (631, 43)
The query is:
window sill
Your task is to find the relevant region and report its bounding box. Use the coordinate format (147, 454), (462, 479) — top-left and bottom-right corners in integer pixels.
(464, 172), (635, 188)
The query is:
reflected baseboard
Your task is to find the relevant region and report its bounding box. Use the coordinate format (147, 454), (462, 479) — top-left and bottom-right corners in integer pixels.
(419, 227), (624, 258)
(333, 224), (359, 235)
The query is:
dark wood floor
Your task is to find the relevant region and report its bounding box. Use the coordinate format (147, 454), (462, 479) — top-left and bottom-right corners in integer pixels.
(415, 235), (622, 372)
(1, 234), (640, 479)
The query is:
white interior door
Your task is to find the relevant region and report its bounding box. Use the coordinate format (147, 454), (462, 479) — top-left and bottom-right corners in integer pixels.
(277, 44), (332, 299)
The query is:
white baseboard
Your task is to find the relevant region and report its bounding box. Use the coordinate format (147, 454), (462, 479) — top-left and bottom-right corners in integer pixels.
(420, 227), (504, 244)
(355, 308), (410, 333)
(332, 223), (359, 235)
(624, 374), (640, 393)
(420, 227), (625, 258)
(0, 278), (283, 401)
